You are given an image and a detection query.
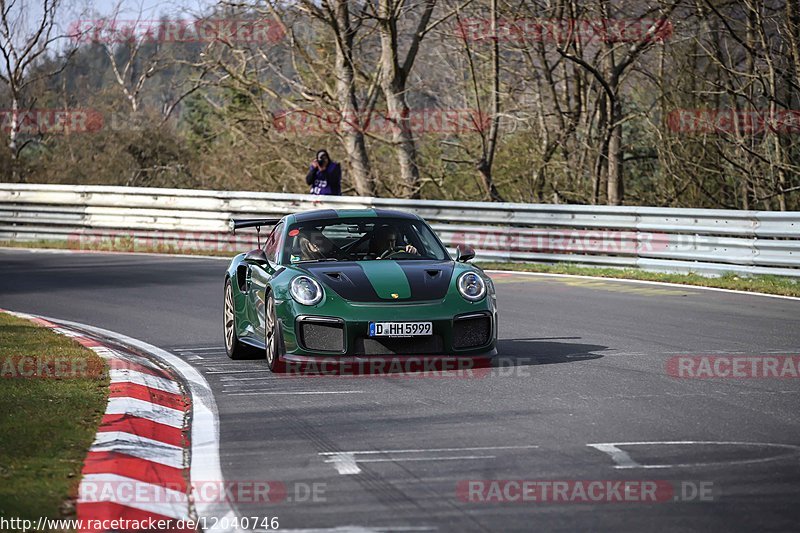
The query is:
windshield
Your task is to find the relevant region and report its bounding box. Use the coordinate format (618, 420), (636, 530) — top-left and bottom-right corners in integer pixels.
(283, 217), (449, 264)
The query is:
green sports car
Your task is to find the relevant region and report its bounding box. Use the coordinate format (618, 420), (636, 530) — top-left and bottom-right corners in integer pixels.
(223, 208), (497, 371)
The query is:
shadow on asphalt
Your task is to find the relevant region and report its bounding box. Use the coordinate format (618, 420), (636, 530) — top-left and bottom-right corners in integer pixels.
(265, 338), (607, 377)
(494, 337), (607, 366)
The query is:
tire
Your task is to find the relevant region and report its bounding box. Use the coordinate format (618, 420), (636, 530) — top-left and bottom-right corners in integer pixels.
(264, 292), (285, 372)
(224, 279), (258, 360)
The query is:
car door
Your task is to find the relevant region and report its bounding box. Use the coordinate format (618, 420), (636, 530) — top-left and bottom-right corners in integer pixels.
(246, 222), (283, 342)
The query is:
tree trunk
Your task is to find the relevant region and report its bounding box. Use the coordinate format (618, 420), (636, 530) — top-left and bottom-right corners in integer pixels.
(332, 0), (375, 196)
(592, 93), (608, 204)
(786, 0), (800, 92)
(477, 159), (504, 201)
(477, 0), (504, 202)
(377, 0), (422, 198)
(9, 97), (20, 182)
(607, 98), (624, 205)
(382, 85), (421, 198)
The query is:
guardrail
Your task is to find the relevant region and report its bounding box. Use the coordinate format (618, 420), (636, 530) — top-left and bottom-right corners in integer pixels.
(1, 183), (799, 277)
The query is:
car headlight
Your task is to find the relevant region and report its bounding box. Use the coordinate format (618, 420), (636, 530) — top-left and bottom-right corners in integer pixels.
(290, 276), (323, 306)
(457, 272), (486, 302)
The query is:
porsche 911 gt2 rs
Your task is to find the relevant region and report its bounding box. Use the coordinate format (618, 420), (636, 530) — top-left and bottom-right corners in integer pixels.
(223, 208), (497, 371)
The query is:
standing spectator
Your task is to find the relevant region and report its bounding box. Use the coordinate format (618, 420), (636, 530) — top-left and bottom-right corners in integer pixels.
(305, 149), (341, 195)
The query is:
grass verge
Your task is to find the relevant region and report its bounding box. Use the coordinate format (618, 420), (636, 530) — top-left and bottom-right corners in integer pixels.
(0, 312), (108, 521)
(477, 262), (800, 297)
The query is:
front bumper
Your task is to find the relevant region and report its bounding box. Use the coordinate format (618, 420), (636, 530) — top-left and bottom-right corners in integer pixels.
(279, 299), (497, 358)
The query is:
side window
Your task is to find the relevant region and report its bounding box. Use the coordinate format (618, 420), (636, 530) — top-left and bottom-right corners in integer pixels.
(263, 223), (284, 263)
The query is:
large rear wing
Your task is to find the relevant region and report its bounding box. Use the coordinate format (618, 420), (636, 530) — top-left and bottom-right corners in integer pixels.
(229, 218), (281, 247)
(228, 218), (281, 233)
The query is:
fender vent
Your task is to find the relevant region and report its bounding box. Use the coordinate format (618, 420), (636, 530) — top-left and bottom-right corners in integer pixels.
(236, 265), (249, 292)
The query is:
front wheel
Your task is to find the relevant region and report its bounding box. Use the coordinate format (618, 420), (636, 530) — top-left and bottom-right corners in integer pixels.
(265, 292), (285, 372)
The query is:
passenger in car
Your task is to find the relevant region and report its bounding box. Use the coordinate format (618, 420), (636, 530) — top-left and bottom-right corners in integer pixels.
(297, 229), (332, 261)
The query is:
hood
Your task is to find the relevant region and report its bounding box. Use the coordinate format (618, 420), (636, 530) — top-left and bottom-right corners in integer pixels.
(300, 260), (455, 302)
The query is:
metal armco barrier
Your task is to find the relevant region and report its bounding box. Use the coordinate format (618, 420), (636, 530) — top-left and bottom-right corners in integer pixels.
(1, 183), (799, 277)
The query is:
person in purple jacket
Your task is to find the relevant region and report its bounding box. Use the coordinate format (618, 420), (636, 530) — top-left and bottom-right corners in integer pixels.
(305, 149), (342, 195)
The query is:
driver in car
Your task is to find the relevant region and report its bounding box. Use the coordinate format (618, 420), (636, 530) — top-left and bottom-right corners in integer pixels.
(369, 224), (418, 258)
(296, 229), (333, 261)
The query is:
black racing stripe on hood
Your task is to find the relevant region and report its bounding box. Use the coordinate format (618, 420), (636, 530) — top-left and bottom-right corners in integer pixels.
(396, 261), (454, 301)
(301, 262), (382, 302)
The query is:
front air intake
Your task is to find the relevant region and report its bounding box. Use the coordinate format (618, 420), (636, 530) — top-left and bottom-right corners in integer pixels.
(453, 313), (492, 349)
(298, 318), (344, 352)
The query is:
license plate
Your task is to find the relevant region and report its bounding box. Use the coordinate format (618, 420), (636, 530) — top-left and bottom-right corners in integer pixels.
(369, 321), (432, 337)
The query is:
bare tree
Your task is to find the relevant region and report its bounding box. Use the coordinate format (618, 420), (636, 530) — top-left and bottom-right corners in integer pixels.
(0, 0), (73, 180)
(373, 0), (436, 198)
(95, 12), (164, 115)
(314, 0), (377, 195)
(205, 0), (378, 196)
(557, 0), (680, 205)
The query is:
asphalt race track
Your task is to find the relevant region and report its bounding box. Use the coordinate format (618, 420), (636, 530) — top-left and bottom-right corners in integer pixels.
(2, 248), (799, 532)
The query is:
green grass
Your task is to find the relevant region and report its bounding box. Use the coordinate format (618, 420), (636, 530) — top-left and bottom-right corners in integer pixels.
(0, 313), (108, 521)
(477, 262), (800, 297)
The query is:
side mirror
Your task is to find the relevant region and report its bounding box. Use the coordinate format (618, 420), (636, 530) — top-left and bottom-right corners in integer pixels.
(456, 245), (475, 262)
(244, 249), (269, 264)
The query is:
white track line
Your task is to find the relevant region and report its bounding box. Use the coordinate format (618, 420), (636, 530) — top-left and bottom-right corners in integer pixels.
(0, 246), (229, 261)
(586, 443), (641, 469)
(226, 391), (364, 396)
(319, 445), (540, 455)
(587, 441), (800, 469)
(487, 269), (800, 302)
(320, 445), (540, 475)
(206, 369), (274, 374)
(354, 455), (496, 463)
(268, 526), (438, 533)
(172, 346), (226, 352)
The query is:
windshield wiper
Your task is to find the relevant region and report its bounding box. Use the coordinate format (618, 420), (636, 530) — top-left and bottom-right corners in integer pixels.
(294, 258), (340, 263)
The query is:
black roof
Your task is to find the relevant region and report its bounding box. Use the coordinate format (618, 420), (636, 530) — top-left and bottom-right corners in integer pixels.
(290, 208), (421, 223)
